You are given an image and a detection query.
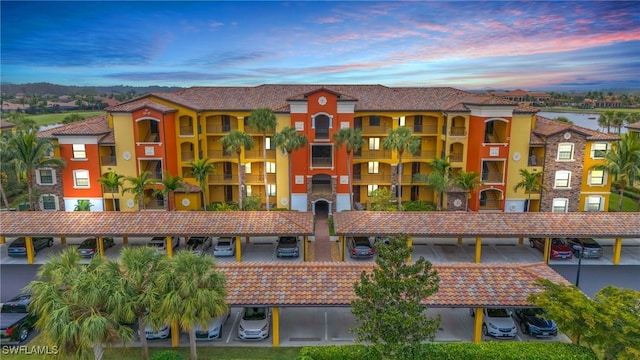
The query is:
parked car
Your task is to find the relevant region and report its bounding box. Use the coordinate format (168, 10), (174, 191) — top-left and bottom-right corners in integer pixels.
(470, 307), (517, 338)
(185, 236), (212, 255)
(148, 236), (180, 253)
(195, 308), (231, 340)
(0, 293), (35, 344)
(213, 237), (236, 257)
(276, 236), (300, 258)
(141, 324), (170, 340)
(530, 238), (573, 259)
(512, 307), (558, 337)
(565, 238), (603, 259)
(7, 237), (54, 257)
(347, 237), (374, 259)
(238, 307), (270, 340)
(78, 237), (115, 257)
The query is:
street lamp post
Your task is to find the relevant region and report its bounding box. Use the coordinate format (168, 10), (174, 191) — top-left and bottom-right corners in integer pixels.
(575, 239), (584, 287)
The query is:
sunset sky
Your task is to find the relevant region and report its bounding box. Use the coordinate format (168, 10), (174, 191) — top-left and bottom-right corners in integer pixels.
(1, 1), (639, 91)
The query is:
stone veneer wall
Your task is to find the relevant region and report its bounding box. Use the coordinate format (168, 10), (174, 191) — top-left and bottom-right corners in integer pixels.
(32, 167), (66, 211)
(306, 175), (336, 213)
(540, 131), (586, 212)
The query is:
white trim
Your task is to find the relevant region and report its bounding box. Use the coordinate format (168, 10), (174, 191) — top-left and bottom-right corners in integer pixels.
(556, 143), (575, 161)
(551, 198), (569, 212)
(587, 169), (606, 186)
(590, 142), (608, 159)
(36, 168), (56, 185)
(585, 195), (604, 212)
(553, 170), (572, 189)
(73, 169), (91, 188)
(58, 136), (99, 145)
(39, 194), (59, 211)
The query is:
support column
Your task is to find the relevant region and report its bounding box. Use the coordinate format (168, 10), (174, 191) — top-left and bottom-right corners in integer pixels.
(235, 236), (242, 262)
(166, 236), (173, 258)
(272, 307), (280, 347)
(122, 236), (128, 245)
(60, 237), (66, 245)
(98, 236), (104, 258)
(473, 307), (483, 343)
(457, 237), (462, 245)
(0, 236), (6, 244)
(407, 236), (413, 263)
(474, 236), (482, 263)
(26, 236), (35, 265)
(518, 237), (524, 245)
(245, 236), (250, 244)
(340, 236), (345, 261)
(171, 321), (179, 347)
(303, 236), (308, 262)
(612, 237), (622, 265)
(543, 237), (551, 264)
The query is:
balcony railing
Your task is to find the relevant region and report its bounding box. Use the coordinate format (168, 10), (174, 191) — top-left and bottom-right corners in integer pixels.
(206, 123), (237, 133)
(101, 156), (117, 166)
(207, 150), (234, 159)
(144, 199), (166, 210)
(412, 124), (438, 134)
(481, 172), (504, 183)
(311, 184), (332, 195)
(180, 126), (194, 136)
(208, 174), (238, 183)
(244, 149), (276, 159)
(449, 153), (463, 162)
(311, 157), (332, 168)
(244, 174), (276, 183)
(181, 152), (195, 161)
(479, 199), (501, 210)
(358, 124), (392, 134)
(352, 174), (392, 183)
(353, 150), (391, 159)
(407, 150), (437, 160)
(528, 155), (543, 166)
(450, 127), (467, 136)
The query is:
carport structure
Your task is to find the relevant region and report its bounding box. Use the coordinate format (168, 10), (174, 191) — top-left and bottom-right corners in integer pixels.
(0, 211), (314, 264)
(333, 212), (640, 265)
(218, 262), (570, 346)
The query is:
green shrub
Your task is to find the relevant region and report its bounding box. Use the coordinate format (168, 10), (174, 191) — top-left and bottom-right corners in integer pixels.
(299, 342), (597, 360)
(403, 200), (436, 211)
(150, 350), (183, 360)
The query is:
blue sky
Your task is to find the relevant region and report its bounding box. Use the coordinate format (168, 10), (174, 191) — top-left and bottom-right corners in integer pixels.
(2, 1), (639, 91)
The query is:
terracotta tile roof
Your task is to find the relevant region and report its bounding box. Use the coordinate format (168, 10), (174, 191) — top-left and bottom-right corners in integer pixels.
(106, 85), (518, 113)
(0, 211), (314, 237)
(174, 182), (202, 193)
(37, 115), (112, 138)
(332, 212), (640, 238)
(0, 119), (15, 129)
(627, 121), (640, 130)
(107, 98), (178, 113)
(533, 116), (620, 141)
(217, 262), (569, 307)
(529, 133), (545, 145)
(513, 104), (539, 113)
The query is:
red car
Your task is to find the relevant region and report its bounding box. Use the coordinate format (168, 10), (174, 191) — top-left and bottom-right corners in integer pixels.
(530, 238), (573, 259)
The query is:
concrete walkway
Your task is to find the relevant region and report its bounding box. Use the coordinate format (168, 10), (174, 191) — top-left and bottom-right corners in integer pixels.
(313, 212), (333, 262)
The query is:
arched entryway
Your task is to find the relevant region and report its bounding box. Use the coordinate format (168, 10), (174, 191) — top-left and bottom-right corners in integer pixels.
(313, 199), (331, 217)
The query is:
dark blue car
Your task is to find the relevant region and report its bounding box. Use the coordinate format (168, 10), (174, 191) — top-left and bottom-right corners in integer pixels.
(513, 308), (558, 337)
(8, 237), (53, 257)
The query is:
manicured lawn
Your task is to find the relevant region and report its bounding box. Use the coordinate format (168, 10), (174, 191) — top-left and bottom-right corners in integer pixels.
(28, 111), (106, 126)
(608, 193), (639, 212)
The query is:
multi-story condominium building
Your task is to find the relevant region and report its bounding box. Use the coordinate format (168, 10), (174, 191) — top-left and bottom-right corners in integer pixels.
(36, 85), (618, 213)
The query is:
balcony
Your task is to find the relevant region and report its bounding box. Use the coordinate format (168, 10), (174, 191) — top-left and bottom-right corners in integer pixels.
(179, 126), (194, 136)
(181, 151), (195, 162)
(449, 153), (463, 163)
(352, 173), (392, 184)
(206, 123), (238, 134)
(481, 171), (504, 183)
(311, 183), (332, 195)
(244, 149), (276, 160)
(244, 174), (276, 184)
(450, 127), (467, 136)
(353, 149), (391, 159)
(407, 150), (437, 160)
(479, 199), (502, 211)
(144, 198), (166, 210)
(412, 124), (438, 134)
(207, 150), (234, 159)
(101, 156), (117, 166)
(208, 174), (238, 183)
(357, 123), (392, 135)
(311, 157), (332, 168)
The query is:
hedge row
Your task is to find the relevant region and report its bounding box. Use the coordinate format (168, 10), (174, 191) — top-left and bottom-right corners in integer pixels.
(298, 342), (597, 360)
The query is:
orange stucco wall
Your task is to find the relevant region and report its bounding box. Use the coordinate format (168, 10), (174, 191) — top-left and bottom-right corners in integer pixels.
(60, 143), (103, 197)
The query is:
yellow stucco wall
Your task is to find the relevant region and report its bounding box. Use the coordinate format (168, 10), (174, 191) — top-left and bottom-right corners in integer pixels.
(111, 113), (139, 211)
(505, 113), (536, 200)
(275, 114), (291, 209)
(579, 141), (612, 211)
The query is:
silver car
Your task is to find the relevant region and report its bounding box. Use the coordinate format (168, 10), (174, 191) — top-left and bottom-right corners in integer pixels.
(238, 307), (270, 340)
(185, 236), (212, 255)
(148, 236), (180, 254)
(213, 237), (235, 257)
(194, 308), (231, 340)
(471, 307), (517, 338)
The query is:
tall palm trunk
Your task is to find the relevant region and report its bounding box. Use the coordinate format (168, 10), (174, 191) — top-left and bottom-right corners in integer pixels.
(111, 188), (117, 211)
(347, 150), (353, 210)
(263, 133), (270, 211)
(618, 186), (625, 212)
(0, 181), (9, 209)
(397, 153), (403, 211)
(287, 151), (293, 209)
(138, 314), (149, 360)
(237, 152), (243, 210)
(188, 329), (197, 360)
(26, 173), (34, 210)
(93, 343), (105, 360)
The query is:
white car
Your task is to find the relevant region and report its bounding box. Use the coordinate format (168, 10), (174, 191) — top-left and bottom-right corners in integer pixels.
(194, 308), (231, 340)
(470, 307), (517, 338)
(238, 307), (270, 340)
(148, 236), (180, 254)
(213, 237), (236, 257)
(140, 324), (170, 340)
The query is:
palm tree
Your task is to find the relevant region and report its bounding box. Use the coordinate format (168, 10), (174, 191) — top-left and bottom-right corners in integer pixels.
(248, 108), (277, 211)
(333, 127), (365, 210)
(591, 133), (640, 212)
(121, 171), (156, 210)
(611, 111), (627, 134)
(74, 199), (93, 211)
(154, 172), (185, 211)
(513, 168), (546, 212)
(383, 127), (421, 211)
(221, 130), (254, 210)
(454, 171), (482, 211)
(26, 248), (134, 360)
(187, 158), (215, 210)
(273, 126), (307, 209)
(104, 247), (169, 360)
(156, 251), (227, 360)
(7, 130), (66, 210)
(624, 112), (640, 128)
(598, 110), (615, 133)
(97, 171), (124, 211)
(0, 135), (14, 208)
(427, 157), (453, 211)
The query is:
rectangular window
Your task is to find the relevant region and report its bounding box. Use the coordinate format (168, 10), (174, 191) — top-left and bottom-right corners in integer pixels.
(369, 116), (380, 126)
(369, 137), (380, 151)
(266, 162), (276, 174)
(557, 143), (574, 161)
(588, 170), (605, 186)
(368, 161), (379, 174)
(72, 144), (86, 159)
(586, 196), (603, 212)
(265, 137), (273, 150)
(37, 169), (54, 185)
(591, 143), (607, 159)
(267, 184), (276, 196)
(311, 144), (333, 168)
(554, 171), (571, 188)
(245, 163), (252, 174)
(41, 195), (57, 211)
(246, 185), (252, 196)
(73, 170), (90, 188)
(552, 198), (568, 212)
(367, 184), (378, 196)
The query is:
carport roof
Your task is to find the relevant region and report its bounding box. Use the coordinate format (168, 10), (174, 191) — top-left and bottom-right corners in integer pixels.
(0, 211), (314, 237)
(217, 262), (569, 307)
(333, 212), (640, 238)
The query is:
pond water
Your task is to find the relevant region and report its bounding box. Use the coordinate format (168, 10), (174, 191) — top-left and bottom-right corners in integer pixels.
(537, 111), (602, 131)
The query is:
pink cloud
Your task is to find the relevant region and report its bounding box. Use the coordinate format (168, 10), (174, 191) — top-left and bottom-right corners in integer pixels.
(316, 17), (343, 24)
